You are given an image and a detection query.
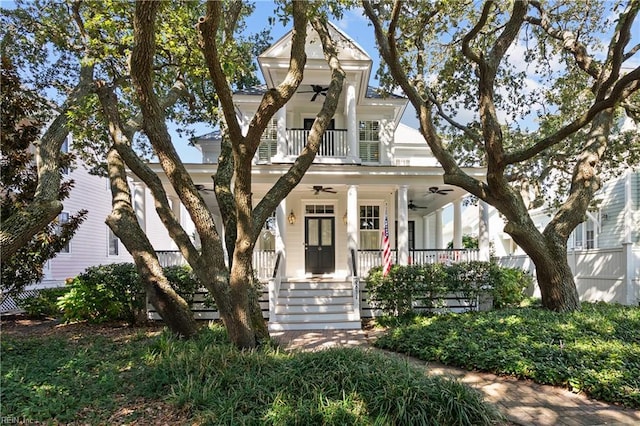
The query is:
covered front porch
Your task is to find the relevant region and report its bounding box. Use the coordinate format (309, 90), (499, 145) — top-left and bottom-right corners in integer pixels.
(154, 169), (491, 330)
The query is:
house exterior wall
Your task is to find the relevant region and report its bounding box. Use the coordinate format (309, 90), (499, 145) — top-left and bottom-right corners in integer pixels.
(599, 175), (630, 248)
(41, 159), (133, 287)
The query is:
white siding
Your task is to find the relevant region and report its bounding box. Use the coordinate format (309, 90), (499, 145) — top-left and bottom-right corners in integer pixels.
(599, 175), (629, 248)
(43, 162), (133, 285)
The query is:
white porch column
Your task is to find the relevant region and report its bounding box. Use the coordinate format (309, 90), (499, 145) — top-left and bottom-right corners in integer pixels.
(479, 200), (490, 261)
(276, 105), (287, 160)
(435, 208), (443, 249)
(397, 185), (409, 265)
(345, 82), (358, 163)
(453, 199), (462, 249)
(623, 172), (637, 305)
(170, 196), (181, 223)
(423, 215), (430, 249)
(276, 199), (287, 277)
(133, 183), (147, 232)
(347, 185), (359, 275)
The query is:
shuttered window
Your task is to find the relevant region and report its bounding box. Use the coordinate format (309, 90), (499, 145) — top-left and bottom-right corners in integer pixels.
(258, 119), (277, 162)
(56, 212), (70, 253)
(359, 120), (380, 163)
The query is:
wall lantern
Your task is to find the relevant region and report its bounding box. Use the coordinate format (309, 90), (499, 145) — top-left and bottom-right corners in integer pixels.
(343, 212), (348, 225)
(288, 210), (296, 225)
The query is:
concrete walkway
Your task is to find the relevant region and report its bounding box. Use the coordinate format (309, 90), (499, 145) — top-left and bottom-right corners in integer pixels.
(271, 329), (640, 426)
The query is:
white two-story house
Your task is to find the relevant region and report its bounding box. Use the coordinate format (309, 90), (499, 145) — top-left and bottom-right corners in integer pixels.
(137, 23), (491, 329)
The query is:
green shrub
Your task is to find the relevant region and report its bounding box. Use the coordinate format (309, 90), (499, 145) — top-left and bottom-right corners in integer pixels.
(162, 265), (202, 305)
(57, 263), (203, 325)
(490, 265), (532, 308)
(366, 261), (530, 315)
(16, 287), (68, 318)
(58, 263), (145, 324)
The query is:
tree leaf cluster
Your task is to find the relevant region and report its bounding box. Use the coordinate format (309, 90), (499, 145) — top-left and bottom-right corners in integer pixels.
(1, 56), (87, 298)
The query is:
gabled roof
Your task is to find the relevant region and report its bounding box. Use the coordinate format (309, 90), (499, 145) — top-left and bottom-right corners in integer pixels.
(259, 22), (371, 62)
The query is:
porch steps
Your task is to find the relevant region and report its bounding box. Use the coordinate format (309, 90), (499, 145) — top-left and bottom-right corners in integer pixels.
(268, 279), (361, 331)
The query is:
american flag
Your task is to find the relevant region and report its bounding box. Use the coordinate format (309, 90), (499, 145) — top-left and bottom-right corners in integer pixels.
(381, 207), (392, 276)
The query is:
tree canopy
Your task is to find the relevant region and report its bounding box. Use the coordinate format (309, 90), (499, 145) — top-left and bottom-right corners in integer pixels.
(363, 0), (639, 311)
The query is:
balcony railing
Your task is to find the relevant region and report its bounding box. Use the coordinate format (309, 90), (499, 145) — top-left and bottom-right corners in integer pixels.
(287, 128), (348, 158)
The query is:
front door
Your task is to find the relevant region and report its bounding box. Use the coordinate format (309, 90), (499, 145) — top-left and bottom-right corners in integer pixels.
(305, 217), (335, 275)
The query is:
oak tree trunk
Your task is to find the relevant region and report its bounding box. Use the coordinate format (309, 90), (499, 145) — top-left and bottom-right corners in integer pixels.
(105, 148), (198, 338)
(529, 239), (580, 312)
(506, 218), (581, 312)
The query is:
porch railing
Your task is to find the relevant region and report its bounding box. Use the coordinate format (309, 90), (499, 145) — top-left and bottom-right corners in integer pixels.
(287, 128), (348, 158)
(254, 250), (277, 281)
(157, 250), (187, 267)
(268, 251), (283, 320)
(357, 248), (480, 278)
(158, 248), (478, 280)
(350, 248), (360, 317)
(156, 250), (277, 281)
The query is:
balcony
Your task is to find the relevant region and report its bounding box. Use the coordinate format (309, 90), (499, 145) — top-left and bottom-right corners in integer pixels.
(287, 128), (348, 157)
(258, 128), (349, 162)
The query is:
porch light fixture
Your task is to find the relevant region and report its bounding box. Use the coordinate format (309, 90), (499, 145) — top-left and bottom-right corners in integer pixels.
(288, 210), (296, 225)
(343, 212), (348, 225)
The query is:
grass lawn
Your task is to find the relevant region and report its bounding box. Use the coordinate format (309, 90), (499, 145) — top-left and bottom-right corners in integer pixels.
(373, 302), (640, 408)
(1, 319), (502, 425)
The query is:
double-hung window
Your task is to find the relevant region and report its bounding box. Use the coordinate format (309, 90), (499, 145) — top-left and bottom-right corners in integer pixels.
(108, 227), (119, 256)
(56, 212), (70, 253)
(359, 205), (380, 249)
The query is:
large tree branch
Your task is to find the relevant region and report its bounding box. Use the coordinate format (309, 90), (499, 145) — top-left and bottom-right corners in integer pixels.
(598, 0), (638, 99)
(131, 0), (224, 268)
(96, 82), (201, 268)
(0, 61), (94, 259)
(527, 1), (601, 78)
(362, 1), (487, 199)
(244, 0), (308, 152)
(253, 15), (345, 238)
(476, 1), (527, 178)
(506, 66), (640, 164)
(461, 1), (492, 66)
(104, 143), (197, 337)
(544, 109), (613, 241)
(196, 1), (244, 144)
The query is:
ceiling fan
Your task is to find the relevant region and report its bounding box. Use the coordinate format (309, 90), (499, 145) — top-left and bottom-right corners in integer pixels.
(428, 186), (454, 195)
(195, 184), (214, 193)
(408, 200), (428, 211)
(312, 185), (336, 194)
(298, 84), (329, 101)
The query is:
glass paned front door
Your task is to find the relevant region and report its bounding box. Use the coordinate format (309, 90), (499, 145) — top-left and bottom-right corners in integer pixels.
(305, 217), (335, 274)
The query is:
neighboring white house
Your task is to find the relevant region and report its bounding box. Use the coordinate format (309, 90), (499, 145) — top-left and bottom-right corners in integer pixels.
(36, 134), (199, 289)
(496, 169), (640, 306)
(37, 135), (134, 288)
